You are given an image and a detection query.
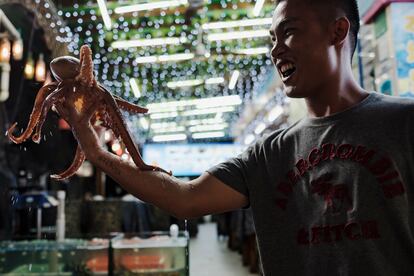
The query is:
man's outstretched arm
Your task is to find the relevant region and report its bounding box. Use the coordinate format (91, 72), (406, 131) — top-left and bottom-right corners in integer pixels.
(74, 122), (248, 219)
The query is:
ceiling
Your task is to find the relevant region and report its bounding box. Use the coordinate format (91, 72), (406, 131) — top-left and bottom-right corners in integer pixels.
(7, 0), (278, 143)
(54, 0), (276, 143)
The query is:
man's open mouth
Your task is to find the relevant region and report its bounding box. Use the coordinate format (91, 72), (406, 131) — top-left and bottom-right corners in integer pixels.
(279, 63), (297, 79)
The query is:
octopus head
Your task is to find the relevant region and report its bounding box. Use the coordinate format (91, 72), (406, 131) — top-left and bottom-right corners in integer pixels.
(50, 56), (80, 81)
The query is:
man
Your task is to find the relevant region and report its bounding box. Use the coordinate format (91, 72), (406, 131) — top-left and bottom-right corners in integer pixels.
(68, 0), (414, 274)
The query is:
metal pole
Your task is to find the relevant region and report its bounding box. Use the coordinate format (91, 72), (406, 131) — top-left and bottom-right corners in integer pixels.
(36, 208), (42, 239)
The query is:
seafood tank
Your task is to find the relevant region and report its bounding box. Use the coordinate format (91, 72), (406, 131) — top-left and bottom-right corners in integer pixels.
(112, 231), (189, 276)
(0, 238), (109, 275)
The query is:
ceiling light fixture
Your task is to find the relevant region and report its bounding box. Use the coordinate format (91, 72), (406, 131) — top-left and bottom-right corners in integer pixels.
(229, 70), (240, 89)
(115, 0), (188, 14)
(129, 78), (141, 98)
(181, 106), (235, 116)
(97, 0), (112, 30)
(112, 37), (187, 49)
(167, 79), (204, 89)
(136, 53), (194, 64)
(266, 105), (284, 122)
(253, 0), (266, 17)
(135, 56), (158, 64)
(254, 122), (266, 135)
(202, 17), (272, 30)
(152, 133), (187, 142)
(205, 77), (225, 85)
(234, 47), (269, 55)
(151, 122), (177, 129)
(244, 134), (256, 145)
(189, 123), (228, 132)
(207, 29), (269, 42)
(192, 131), (226, 139)
(150, 111), (179, 119)
(147, 95), (242, 112)
(158, 52), (195, 62)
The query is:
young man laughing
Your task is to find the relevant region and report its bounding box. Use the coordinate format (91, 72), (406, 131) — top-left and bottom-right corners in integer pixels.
(68, 0), (414, 274)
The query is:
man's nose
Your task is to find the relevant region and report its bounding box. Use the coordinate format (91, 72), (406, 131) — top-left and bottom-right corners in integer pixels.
(271, 42), (287, 60)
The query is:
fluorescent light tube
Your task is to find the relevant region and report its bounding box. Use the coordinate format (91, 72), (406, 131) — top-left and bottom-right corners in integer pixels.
(129, 78), (141, 98)
(205, 77), (225, 85)
(135, 56), (158, 64)
(135, 53), (194, 64)
(244, 134), (255, 145)
(153, 126), (186, 133)
(149, 112), (179, 119)
(254, 122), (266, 135)
(97, 0), (112, 30)
(158, 53), (194, 62)
(229, 70), (240, 89)
(189, 123), (228, 132)
(115, 0), (188, 14)
(167, 79), (204, 89)
(182, 106), (235, 116)
(151, 122), (177, 129)
(202, 17), (272, 30)
(195, 95), (241, 109)
(187, 118), (225, 126)
(253, 0), (265, 17)
(234, 47), (269, 55)
(147, 95), (242, 112)
(153, 133), (187, 142)
(112, 37), (186, 49)
(267, 105), (284, 122)
(139, 118), (149, 130)
(192, 131), (226, 139)
(207, 29), (269, 42)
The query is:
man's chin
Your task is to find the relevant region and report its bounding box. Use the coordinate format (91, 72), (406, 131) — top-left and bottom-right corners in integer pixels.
(283, 85), (305, 98)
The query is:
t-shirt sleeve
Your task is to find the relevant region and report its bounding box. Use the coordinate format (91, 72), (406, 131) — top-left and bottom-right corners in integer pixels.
(206, 144), (258, 198)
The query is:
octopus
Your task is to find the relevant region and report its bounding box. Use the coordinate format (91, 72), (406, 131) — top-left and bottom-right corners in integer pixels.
(7, 45), (170, 180)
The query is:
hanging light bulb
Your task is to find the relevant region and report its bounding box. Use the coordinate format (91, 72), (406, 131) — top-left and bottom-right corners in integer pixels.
(24, 53), (34, 79)
(0, 37), (11, 63)
(12, 39), (23, 60)
(35, 54), (46, 82)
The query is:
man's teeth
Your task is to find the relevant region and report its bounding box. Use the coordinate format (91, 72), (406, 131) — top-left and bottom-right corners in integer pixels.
(281, 63), (295, 74)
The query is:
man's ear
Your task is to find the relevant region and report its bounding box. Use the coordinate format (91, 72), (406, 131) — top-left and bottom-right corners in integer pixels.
(331, 17), (350, 46)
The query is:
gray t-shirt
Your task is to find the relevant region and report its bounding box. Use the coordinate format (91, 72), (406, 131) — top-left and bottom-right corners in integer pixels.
(208, 92), (414, 276)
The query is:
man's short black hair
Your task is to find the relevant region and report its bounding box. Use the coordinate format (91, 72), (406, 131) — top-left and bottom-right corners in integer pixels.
(276, 0), (361, 60)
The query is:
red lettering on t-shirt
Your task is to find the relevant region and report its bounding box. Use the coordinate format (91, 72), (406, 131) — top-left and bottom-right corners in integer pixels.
(286, 170), (300, 185)
(297, 220), (380, 245)
(308, 148), (321, 167)
(321, 144), (336, 161)
(344, 222), (362, 240)
(361, 220), (381, 239)
(377, 170), (399, 184)
(297, 228), (309, 245)
(296, 159), (310, 176)
(337, 144), (354, 159)
(330, 224), (345, 242)
(277, 181), (293, 197)
(369, 157), (392, 176)
(382, 181), (405, 198)
(352, 146), (376, 166)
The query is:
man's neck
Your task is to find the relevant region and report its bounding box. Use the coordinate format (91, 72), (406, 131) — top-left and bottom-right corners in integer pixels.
(305, 73), (368, 118)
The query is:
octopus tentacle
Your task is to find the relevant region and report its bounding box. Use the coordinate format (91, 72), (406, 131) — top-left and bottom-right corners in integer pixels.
(76, 45), (95, 87)
(97, 86), (171, 175)
(50, 145), (86, 180)
(98, 84), (148, 114)
(31, 86), (67, 143)
(7, 82), (58, 144)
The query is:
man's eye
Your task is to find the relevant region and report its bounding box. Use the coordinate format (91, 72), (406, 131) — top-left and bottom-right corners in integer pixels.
(284, 28), (295, 36)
